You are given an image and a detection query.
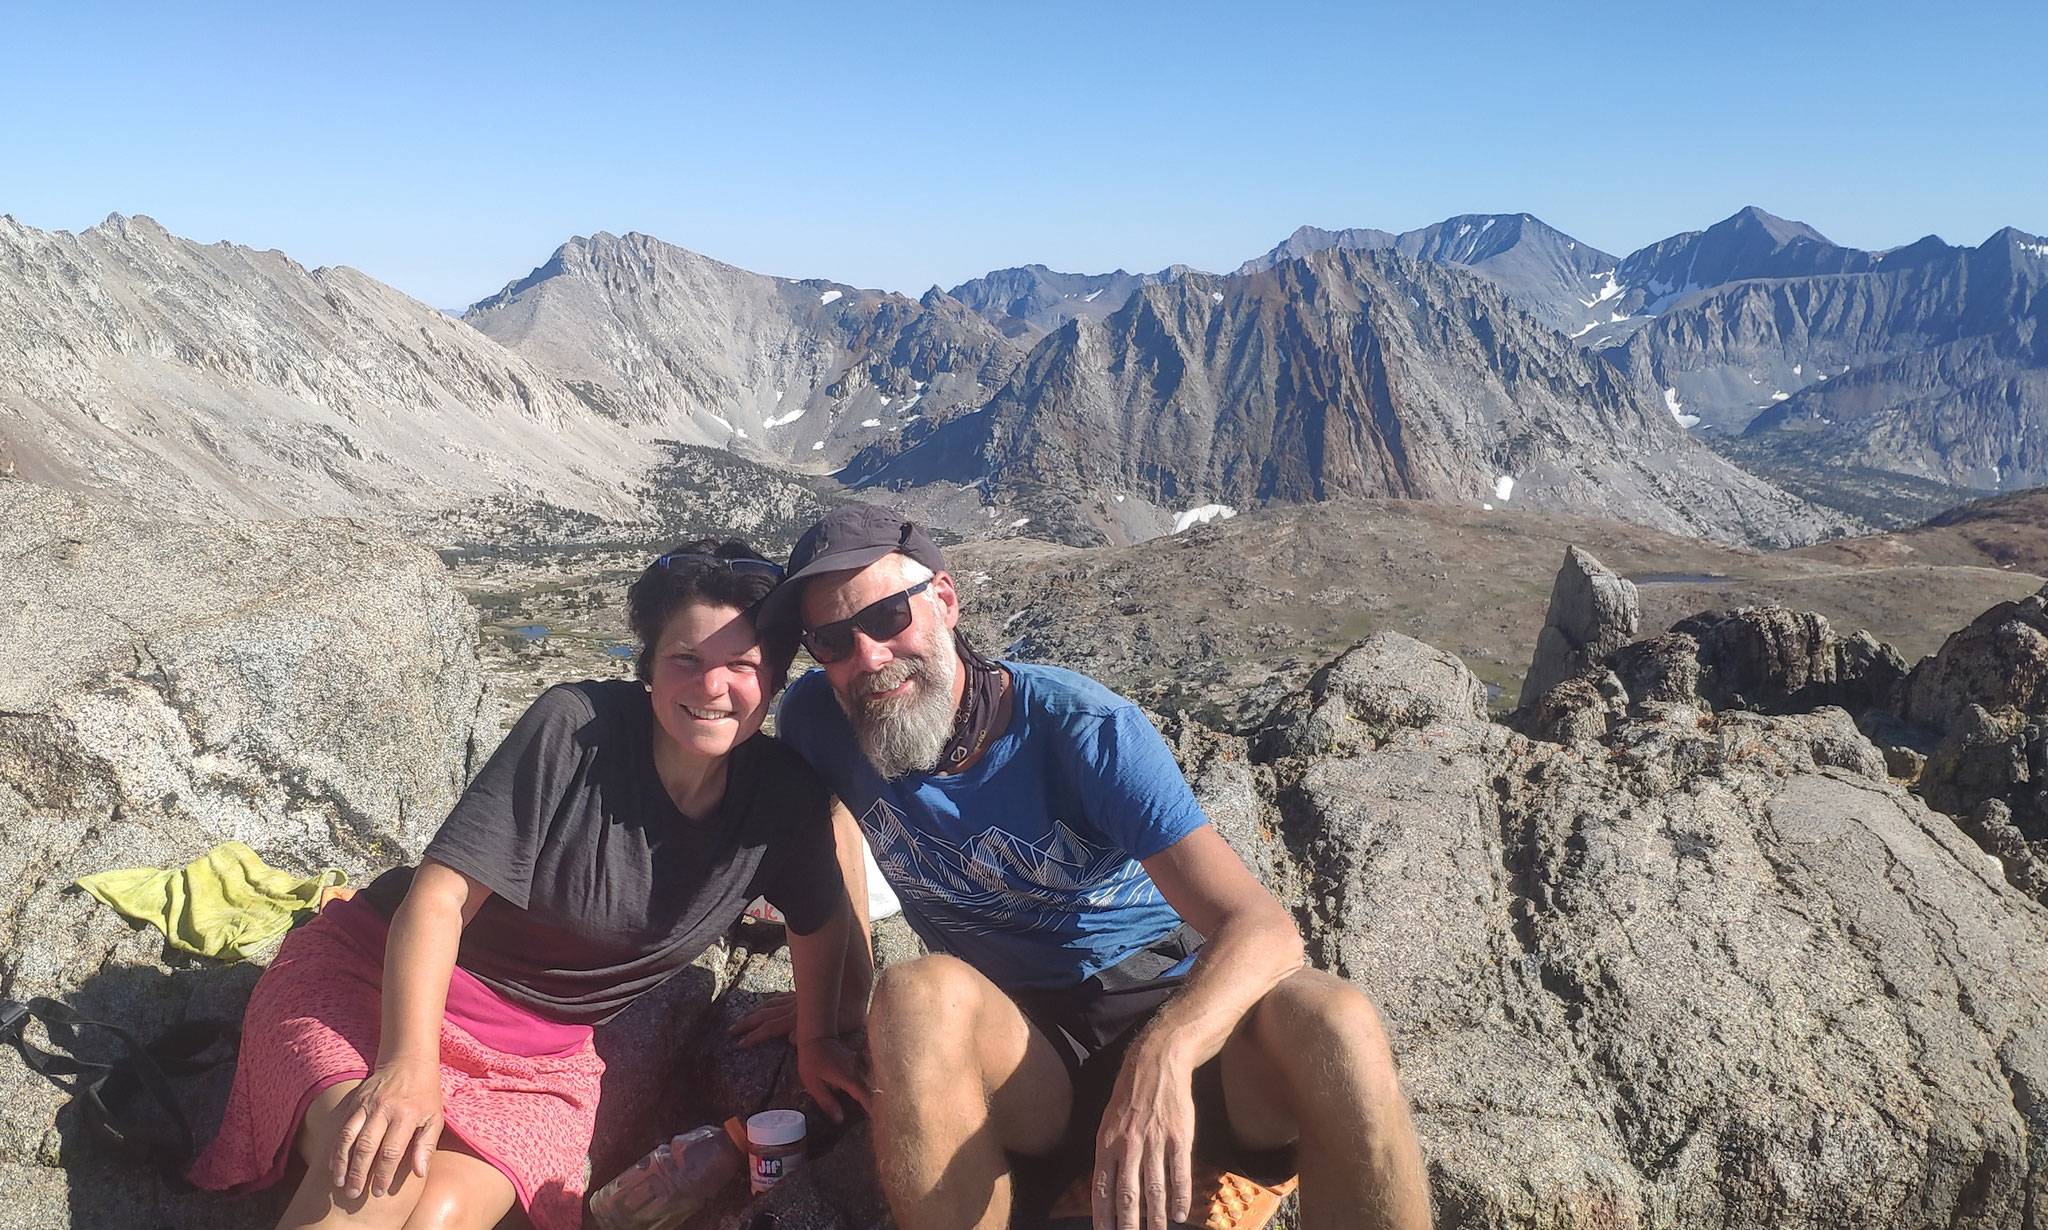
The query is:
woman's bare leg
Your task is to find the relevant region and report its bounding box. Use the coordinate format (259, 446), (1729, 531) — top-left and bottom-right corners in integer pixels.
(394, 1147), (518, 1230)
(277, 1080), (426, 1229)
(276, 1081), (518, 1229)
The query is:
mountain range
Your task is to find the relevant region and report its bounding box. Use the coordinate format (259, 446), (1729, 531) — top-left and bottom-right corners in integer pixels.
(1217, 206), (2047, 506)
(1, 204), (2040, 550)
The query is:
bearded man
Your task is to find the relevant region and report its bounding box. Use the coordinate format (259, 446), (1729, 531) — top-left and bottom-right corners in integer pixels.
(762, 505), (1429, 1230)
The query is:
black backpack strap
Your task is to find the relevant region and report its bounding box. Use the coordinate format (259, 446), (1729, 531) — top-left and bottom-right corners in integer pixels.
(1, 996), (236, 1180)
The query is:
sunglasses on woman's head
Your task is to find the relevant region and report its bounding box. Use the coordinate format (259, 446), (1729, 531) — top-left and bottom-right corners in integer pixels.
(652, 552), (785, 582)
(801, 580), (931, 664)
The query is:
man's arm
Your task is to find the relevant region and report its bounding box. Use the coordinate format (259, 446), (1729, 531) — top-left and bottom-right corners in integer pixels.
(1094, 824), (1304, 1229)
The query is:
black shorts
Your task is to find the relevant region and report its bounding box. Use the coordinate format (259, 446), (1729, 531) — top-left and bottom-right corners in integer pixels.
(1006, 927), (1297, 1220)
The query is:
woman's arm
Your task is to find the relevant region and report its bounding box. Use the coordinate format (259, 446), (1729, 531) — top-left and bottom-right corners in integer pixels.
(729, 796), (879, 1044)
(331, 858), (491, 1199)
(784, 894), (870, 1121)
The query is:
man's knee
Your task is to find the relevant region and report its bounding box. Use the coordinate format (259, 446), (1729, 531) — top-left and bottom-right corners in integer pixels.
(1250, 969), (1397, 1084)
(870, 954), (994, 1070)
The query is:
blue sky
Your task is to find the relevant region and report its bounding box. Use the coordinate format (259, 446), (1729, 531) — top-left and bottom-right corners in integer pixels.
(5, 0), (2043, 310)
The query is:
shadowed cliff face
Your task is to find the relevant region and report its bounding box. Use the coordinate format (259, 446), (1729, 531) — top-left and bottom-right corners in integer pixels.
(848, 248), (1854, 549)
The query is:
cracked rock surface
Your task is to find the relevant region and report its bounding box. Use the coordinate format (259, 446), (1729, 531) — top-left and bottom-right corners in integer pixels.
(0, 483), (498, 1229)
(1221, 633), (2048, 1230)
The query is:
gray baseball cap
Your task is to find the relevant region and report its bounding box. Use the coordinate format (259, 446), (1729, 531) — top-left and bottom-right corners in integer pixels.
(757, 504), (946, 630)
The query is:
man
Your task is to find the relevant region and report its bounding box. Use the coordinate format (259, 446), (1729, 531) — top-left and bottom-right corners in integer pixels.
(763, 505), (1428, 1230)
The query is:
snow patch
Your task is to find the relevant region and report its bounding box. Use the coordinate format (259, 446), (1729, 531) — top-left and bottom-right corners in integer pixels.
(1210, 291), (1224, 304)
(1482, 217), (1496, 230)
(1010, 517), (1031, 528)
(763, 406), (806, 429)
(1664, 388), (1700, 429)
(734, 429), (748, 439)
(774, 390), (785, 402)
(1173, 504), (1237, 533)
(1482, 503), (1493, 511)
(1570, 321), (1600, 338)
(1493, 474), (1515, 501)
(811, 441), (825, 451)
(1792, 364), (1803, 376)
(2019, 241), (2048, 259)
(878, 396), (890, 406)
(1114, 494), (1125, 503)
(1083, 289), (1103, 302)
(1577, 271), (1622, 308)
(1770, 391), (1790, 401)
(860, 419), (881, 428)
(818, 290), (843, 305)
(707, 413), (733, 432)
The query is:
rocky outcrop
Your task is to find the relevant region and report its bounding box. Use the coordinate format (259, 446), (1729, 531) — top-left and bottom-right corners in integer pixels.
(1212, 630), (2048, 1230)
(0, 485), (500, 1227)
(1517, 551), (1909, 730)
(1519, 547), (1640, 708)
(1517, 546), (2048, 923)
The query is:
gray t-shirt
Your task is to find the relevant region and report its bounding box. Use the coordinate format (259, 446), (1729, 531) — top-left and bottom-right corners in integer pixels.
(364, 679), (838, 1024)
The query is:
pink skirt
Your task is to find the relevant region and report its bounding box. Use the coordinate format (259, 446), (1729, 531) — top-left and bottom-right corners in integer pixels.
(187, 897), (602, 1230)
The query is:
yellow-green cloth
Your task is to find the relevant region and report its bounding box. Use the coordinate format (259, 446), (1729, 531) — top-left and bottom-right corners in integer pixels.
(77, 840), (347, 961)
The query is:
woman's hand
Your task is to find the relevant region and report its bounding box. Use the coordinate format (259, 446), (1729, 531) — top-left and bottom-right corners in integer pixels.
(795, 1036), (871, 1123)
(727, 992), (799, 1048)
(728, 989), (870, 1048)
(331, 1057), (444, 1199)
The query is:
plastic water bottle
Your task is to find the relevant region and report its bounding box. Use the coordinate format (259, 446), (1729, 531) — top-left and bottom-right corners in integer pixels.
(587, 1124), (743, 1230)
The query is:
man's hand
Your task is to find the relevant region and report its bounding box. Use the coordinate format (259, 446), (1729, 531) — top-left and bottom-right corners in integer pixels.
(331, 1057), (443, 1199)
(795, 1035), (872, 1123)
(1093, 1037), (1196, 1230)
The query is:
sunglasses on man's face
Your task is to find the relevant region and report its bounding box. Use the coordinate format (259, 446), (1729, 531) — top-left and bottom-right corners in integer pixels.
(802, 580), (931, 664)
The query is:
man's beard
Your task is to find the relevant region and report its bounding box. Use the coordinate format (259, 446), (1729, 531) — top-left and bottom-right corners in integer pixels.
(836, 621), (960, 780)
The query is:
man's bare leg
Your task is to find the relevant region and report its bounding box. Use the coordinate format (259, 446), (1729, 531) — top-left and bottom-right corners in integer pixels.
(866, 954), (1074, 1230)
(1217, 969), (1430, 1230)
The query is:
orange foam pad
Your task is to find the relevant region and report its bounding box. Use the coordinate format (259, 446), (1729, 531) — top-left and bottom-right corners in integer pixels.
(1046, 1166), (1298, 1229)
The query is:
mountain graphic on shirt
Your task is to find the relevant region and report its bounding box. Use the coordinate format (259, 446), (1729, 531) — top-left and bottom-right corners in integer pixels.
(858, 797), (1159, 934)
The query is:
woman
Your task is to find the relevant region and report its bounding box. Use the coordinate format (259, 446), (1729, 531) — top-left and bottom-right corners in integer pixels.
(190, 541), (870, 1230)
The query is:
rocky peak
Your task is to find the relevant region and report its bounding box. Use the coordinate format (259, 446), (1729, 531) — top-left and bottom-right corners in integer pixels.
(465, 230), (1025, 469)
(944, 262), (1193, 337)
(853, 246), (1851, 547)
(0, 214), (645, 532)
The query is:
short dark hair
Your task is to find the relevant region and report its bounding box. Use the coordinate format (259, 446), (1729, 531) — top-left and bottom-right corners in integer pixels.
(627, 539), (797, 693)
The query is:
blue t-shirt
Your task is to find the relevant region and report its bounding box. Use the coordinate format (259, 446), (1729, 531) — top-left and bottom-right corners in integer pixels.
(778, 661), (1206, 992)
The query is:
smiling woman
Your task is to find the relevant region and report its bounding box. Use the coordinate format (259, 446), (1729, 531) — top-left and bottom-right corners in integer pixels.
(187, 539), (875, 1230)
